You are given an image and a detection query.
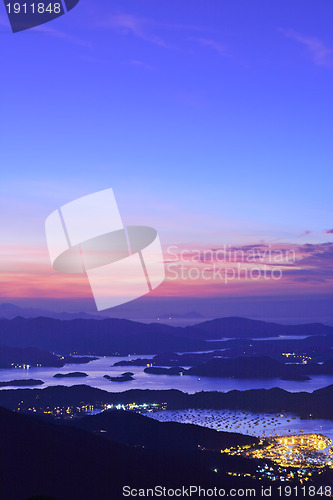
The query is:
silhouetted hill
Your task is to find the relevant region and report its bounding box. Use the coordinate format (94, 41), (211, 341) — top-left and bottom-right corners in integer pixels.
(129, 354), (333, 378)
(0, 379), (44, 387)
(219, 335), (333, 362)
(0, 344), (97, 368)
(1, 384), (333, 418)
(192, 317), (333, 339)
(53, 372), (88, 378)
(0, 344), (63, 368)
(104, 373), (134, 382)
(186, 356), (330, 378)
(144, 366), (185, 375)
(69, 409), (258, 450)
(0, 317), (208, 355)
(0, 406), (266, 500)
(0, 302), (101, 320)
(0, 316), (332, 356)
(114, 351), (224, 367)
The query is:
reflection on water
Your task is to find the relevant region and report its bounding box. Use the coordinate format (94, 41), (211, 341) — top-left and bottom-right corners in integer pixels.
(206, 335), (310, 342)
(147, 409), (333, 441)
(1, 355), (333, 394)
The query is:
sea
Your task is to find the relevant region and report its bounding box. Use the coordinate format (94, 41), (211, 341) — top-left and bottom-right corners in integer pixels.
(0, 352), (333, 393)
(147, 408), (333, 442)
(1, 352), (333, 440)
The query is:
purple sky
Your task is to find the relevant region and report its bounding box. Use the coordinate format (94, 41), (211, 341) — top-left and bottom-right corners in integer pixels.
(0, 0), (332, 322)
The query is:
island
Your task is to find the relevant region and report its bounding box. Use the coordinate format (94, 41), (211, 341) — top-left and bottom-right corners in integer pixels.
(0, 344), (99, 369)
(144, 366), (185, 375)
(53, 372), (88, 378)
(103, 372), (134, 382)
(0, 379), (44, 387)
(280, 375), (311, 381)
(62, 356), (98, 365)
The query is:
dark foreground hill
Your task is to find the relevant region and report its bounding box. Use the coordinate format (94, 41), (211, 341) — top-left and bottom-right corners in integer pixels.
(0, 406), (264, 500)
(68, 408), (257, 450)
(1, 403), (333, 500)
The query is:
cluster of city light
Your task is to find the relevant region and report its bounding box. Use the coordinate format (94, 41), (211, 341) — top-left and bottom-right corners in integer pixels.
(282, 353), (312, 364)
(104, 402), (167, 412)
(18, 400), (168, 417)
(10, 363), (35, 368)
(125, 402), (167, 412)
(221, 434), (332, 483)
(239, 434), (332, 469)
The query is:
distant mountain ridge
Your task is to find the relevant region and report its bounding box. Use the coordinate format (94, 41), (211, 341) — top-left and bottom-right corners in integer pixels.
(0, 313), (332, 356)
(0, 316), (207, 355)
(1, 303), (332, 337)
(0, 302), (102, 321)
(191, 316), (333, 338)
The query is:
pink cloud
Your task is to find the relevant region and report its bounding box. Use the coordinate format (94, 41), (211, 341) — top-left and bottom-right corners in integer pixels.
(33, 25), (92, 48)
(100, 13), (172, 49)
(1, 241), (332, 300)
(299, 230), (312, 237)
(197, 38), (228, 56)
(127, 60), (155, 70)
(281, 29), (333, 67)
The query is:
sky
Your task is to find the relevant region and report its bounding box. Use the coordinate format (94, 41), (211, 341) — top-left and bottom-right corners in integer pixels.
(0, 0), (332, 321)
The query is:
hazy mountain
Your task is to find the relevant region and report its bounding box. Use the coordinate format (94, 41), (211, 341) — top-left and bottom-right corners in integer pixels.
(0, 302), (102, 321)
(0, 317), (207, 355)
(0, 315), (332, 356)
(192, 316), (333, 339)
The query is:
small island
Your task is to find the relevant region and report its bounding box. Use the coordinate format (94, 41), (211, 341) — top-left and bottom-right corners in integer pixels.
(62, 356), (98, 365)
(53, 372), (88, 378)
(0, 379), (44, 387)
(280, 375), (311, 381)
(104, 372), (134, 382)
(144, 366), (185, 375)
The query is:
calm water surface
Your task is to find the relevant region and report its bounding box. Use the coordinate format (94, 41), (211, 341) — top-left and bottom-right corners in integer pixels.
(147, 409), (333, 441)
(1, 355), (333, 393)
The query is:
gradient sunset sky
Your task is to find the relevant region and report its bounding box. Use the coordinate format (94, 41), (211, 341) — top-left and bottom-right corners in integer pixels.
(0, 0), (332, 321)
